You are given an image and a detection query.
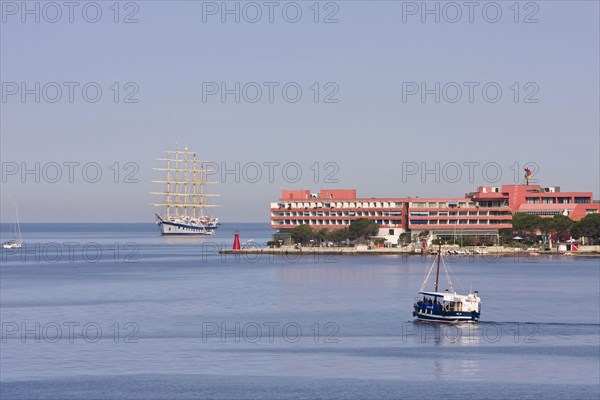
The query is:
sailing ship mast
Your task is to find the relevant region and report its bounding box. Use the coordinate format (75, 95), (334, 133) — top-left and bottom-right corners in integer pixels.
(151, 149), (220, 220)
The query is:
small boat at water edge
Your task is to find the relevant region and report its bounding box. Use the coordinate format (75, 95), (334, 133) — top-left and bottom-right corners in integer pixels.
(3, 199), (23, 250)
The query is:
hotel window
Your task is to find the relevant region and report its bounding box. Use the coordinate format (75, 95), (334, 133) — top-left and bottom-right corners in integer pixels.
(586, 209), (598, 214)
(542, 198), (556, 204)
(389, 229), (394, 235)
(575, 197), (591, 204)
(557, 197), (572, 204)
(410, 211), (429, 216)
(526, 197), (540, 204)
(459, 219), (467, 224)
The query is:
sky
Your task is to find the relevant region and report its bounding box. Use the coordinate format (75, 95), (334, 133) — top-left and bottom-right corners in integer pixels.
(1, 0), (599, 223)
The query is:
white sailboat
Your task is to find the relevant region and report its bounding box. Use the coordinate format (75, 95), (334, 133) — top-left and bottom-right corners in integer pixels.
(151, 148), (220, 235)
(3, 199), (23, 249)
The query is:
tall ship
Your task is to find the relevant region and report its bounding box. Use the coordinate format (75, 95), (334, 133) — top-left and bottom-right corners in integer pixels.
(151, 148), (220, 235)
(413, 245), (481, 323)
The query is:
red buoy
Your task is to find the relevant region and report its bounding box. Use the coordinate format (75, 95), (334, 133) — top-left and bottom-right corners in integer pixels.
(233, 231), (241, 250)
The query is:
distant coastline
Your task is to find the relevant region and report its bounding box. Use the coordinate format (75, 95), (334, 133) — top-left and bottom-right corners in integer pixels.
(220, 245), (600, 257)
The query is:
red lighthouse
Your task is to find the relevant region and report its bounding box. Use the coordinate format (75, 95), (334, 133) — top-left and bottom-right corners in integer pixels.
(233, 231), (241, 250)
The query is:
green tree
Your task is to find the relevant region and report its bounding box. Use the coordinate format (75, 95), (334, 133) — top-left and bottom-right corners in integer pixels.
(462, 236), (476, 247)
(348, 218), (379, 240)
(498, 228), (514, 244)
(511, 213), (544, 234)
(330, 228), (350, 245)
(572, 214), (600, 244)
(316, 228), (329, 244)
(571, 223), (581, 240)
(547, 215), (574, 241)
(290, 225), (314, 245)
(398, 232), (409, 245)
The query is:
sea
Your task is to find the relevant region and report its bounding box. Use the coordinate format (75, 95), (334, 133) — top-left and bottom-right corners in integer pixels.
(1, 223), (599, 400)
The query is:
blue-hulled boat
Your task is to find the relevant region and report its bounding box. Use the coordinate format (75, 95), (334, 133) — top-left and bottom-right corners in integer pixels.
(412, 247), (481, 323)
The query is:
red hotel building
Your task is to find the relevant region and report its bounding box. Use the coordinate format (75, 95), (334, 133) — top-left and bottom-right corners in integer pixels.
(270, 184), (599, 243)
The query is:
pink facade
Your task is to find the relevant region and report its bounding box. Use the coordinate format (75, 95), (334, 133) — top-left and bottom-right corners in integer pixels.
(271, 189), (404, 231)
(271, 185), (599, 233)
(472, 185), (598, 221)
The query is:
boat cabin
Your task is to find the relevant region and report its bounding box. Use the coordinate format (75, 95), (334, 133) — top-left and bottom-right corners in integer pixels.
(416, 290), (480, 315)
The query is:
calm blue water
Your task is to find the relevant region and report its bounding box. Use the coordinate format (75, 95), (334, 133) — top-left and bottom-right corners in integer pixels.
(1, 223), (599, 399)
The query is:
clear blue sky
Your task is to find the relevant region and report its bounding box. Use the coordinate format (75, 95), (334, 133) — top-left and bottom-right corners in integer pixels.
(1, 1), (598, 222)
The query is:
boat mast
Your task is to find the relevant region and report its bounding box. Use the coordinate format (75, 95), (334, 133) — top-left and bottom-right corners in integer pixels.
(165, 152), (171, 219)
(434, 242), (441, 292)
(192, 153), (197, 220)
(14, 199), (22, 243)
(151, 149), (221, 220)
(199, 159), (205, 219)
(174, 149), (180, 218)
(183, 149), (188, 219)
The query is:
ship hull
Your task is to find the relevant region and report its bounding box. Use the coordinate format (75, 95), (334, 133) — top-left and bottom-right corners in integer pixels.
(3, 241), (23, 250)
(413, 312), (479, 323)
(413, 306), (480, 323)
(157, 220), (219, 235)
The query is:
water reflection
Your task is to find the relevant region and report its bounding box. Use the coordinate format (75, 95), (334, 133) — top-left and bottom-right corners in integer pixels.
(405, 322), (482, 346)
